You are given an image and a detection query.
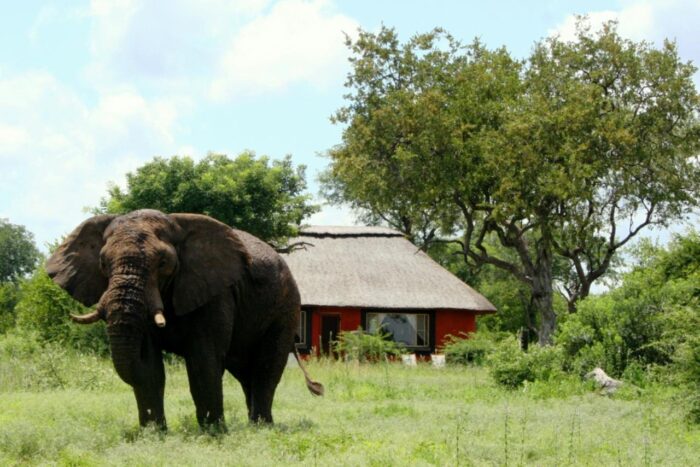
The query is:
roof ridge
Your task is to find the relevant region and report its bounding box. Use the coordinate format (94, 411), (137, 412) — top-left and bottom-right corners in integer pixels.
(300, 225), (403, 238)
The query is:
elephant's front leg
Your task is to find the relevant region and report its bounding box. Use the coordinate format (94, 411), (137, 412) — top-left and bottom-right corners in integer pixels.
(132, 351), (167, 429)
(185, 353), (226, 431)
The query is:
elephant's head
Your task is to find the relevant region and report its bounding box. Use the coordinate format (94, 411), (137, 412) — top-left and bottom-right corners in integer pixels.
(46, 210), (248, 387)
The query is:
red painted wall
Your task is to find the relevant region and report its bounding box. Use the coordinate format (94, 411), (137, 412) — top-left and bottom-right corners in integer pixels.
(434, 310), (476, 351)
(306, 306), (478, 354)
(308, 306), (362, 352)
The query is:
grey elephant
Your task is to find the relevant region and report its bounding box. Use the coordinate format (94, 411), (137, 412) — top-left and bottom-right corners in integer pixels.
(47, 209), (322, 429)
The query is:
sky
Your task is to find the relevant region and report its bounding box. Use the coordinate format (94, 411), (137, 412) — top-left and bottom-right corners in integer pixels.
(1, 0), (699, 250)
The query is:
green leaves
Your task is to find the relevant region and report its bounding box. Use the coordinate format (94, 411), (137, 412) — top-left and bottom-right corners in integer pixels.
(100, 152), (318, 244)
(0, 219), (40, 284)
(324, 21), (700, 341)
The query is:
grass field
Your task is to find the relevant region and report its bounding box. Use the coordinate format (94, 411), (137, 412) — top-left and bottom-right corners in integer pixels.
(1, 342), (699, 466)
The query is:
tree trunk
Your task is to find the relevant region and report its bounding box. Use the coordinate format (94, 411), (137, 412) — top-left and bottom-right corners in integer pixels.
(533, 232), (556, 346)
(536, 293), (556, 346)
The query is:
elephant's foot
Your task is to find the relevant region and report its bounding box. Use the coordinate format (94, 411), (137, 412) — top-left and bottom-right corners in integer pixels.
(198, 415), (227, 434)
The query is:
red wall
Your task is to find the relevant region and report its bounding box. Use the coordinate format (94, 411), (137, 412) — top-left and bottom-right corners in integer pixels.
(307, 306), (478, 354)
(434, 309), (476, 351)
(309, 306), (362, 352)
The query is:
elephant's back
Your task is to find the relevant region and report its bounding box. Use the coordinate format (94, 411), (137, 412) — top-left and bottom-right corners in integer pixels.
(230, 229), (300, 326)
(231, 229), (296, 289)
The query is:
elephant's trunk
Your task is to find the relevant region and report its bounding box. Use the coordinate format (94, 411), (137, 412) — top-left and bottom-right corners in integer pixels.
(105, 267), (149, 387)
(108, 332), (144, 386)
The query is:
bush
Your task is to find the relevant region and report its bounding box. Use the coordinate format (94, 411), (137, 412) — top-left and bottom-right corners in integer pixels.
(556, 234), (700, 379)
(672, 333), (700, 423)
(0, 282), (21, 334)
(0, 330), (117, 391)
(14, 266), (109, 356)
(488, 337), (564, 387)
(333, 327), (404, 362)
(441, 331), (507, 365)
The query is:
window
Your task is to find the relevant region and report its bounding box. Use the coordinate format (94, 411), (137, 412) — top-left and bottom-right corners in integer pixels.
(295, 309), (308, 348)
(366, 312), (430, 349)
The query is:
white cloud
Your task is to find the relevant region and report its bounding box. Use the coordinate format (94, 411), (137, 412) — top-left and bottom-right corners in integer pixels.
(0, 72), (182, 249)
(210, 0), (358, 100)
(550, 0), (700, 79)
(548, 0), (700, 151)
(550, 5), (653, 43)
(85, 0), (272, 87)
(0, 125), (28, 152)
(4, 0), (361, 247)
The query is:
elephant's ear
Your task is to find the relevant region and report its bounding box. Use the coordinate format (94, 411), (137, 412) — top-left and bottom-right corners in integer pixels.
(46, 215), (116, 306)
(170, 213), (249, 316)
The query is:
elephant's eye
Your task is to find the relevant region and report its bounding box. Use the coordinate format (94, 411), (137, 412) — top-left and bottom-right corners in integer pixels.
(99, 256), (109, 273)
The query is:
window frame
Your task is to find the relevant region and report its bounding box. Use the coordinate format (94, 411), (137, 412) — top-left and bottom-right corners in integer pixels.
(295, 308), (312, 353)
(361, 309), (435, 353)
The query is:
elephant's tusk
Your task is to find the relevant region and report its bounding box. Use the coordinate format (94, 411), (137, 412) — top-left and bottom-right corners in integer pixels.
(154, 311), (166, 328)
(70, 309), (104, 324)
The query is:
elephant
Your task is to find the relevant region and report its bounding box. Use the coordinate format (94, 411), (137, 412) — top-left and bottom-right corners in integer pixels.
(46, 209), (322, 429)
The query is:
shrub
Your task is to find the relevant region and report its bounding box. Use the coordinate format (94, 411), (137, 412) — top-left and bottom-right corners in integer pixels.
(488, 337), (564, 387)
(441, 331), (507, 365)
(672, 333), (700, 423)
(333, 327), (404, 362)
(0, 282), (21, 334)
(14, 266), (109, 356)
(558, 235), (700, 379)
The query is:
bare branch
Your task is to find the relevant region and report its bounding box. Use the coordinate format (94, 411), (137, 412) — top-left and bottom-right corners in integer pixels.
(273, 241), (315, 254)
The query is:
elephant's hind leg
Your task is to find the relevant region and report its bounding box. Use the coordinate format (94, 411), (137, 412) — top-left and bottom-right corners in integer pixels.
(248, 323), (295, 424)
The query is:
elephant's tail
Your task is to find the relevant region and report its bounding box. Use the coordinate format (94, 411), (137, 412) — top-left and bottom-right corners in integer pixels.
(292, 346), (324, 396)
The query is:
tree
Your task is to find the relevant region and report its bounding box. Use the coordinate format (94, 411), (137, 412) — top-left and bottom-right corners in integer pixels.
(99, 152), (319, 244)
(0, 219), (40, 283)
(323, 22), (700, 344)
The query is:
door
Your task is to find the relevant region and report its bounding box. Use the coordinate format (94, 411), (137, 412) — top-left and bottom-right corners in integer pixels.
(320, 315), (341, 355)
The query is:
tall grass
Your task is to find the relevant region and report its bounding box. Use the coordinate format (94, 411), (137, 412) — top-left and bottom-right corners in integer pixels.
(1, 338), (699, 465)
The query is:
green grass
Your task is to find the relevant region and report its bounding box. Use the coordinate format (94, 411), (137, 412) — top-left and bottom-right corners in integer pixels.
(1, 345), (699, 466)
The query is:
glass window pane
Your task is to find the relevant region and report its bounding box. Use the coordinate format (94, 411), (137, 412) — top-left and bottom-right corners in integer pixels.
(366, 312), (429, 348)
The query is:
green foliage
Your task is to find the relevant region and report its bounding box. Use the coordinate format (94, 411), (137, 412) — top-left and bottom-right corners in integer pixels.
(323, 21), (700, 342)
(14, 266), (109, 355)
(557, 233), (700, 378)
(441, 331), (507, 365)
(0, 282), (21, 333)
(333, 327), (404, 362)
(0, 219), (40, 283)
(99, 152), (319, 244)
(0, 343), (699, 465)
(488, 337), (564, 388)
(0, 331), (115, 391)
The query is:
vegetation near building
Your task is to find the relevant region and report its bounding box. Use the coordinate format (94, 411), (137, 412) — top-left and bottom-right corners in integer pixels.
(322, 20), (700, 344)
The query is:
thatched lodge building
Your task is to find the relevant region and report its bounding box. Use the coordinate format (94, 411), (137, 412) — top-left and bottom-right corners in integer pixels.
(282, 226), (496, 355)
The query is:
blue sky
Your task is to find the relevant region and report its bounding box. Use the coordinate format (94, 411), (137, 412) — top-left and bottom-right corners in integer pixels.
(1, 0), (699, 249)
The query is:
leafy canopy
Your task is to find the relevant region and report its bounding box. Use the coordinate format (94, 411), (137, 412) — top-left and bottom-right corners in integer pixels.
(323, 21), (700, 343)
(0, 219), (40, 283)
(100, 152), (319, 244)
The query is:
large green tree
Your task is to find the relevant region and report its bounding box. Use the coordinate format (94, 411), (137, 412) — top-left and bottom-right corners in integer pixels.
(100, 152), (319, 244)
(0, 219), (40, 332)
(323, 22), (700, 344)
(0, 219), (40, 283)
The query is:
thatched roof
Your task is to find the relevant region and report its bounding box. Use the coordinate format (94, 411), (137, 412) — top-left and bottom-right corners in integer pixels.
(282, 226), (496, 313)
